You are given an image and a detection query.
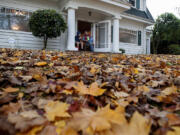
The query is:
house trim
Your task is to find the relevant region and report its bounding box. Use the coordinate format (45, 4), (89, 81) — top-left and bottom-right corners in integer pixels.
(99, 0), (131, 9)
(121, 13), (154, 25)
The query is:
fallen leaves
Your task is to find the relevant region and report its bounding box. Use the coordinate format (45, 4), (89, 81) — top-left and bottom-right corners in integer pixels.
(73, 81), (106, 96)
(44, 101), (70, 121)
(3, 87), (19, 93)
(65, 105), (127, 134)
(167, 127), (180, 135)
(162, 85), (178, 96)
(64, 106), (151, 135)
(0, 49), (179, 135)
(35, 61), (47, 66)
(126, 111), (151, 135)
(8, 113), (46, 132)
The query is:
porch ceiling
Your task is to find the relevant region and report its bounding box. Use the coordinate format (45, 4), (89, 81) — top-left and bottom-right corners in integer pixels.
(76, 7), (112, 22)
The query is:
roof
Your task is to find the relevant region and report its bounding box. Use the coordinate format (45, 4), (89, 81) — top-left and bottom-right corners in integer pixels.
(124, 7), (155, 23)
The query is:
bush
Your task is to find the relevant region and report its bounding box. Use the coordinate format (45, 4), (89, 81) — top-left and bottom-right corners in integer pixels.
(29, 9), (67, 50)
(119, 48), (126, 54)
(168, 44), (180, 55)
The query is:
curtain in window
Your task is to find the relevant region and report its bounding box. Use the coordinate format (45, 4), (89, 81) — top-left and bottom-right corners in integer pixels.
(119, 29), (138, 44)
(138, 31), (141, 46)
(0, 7), (31, 32)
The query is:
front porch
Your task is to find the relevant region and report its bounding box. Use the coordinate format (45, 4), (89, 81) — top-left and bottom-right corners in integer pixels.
(65, 0), (129, 53)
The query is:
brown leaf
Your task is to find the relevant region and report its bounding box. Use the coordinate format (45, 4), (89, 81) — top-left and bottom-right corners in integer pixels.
(8, 113), (46, 132)
(0, 102), (21, 115)
(35, 62), (47, 66)
(8, 76), (22, 85)
(39, 125), (57, 135)
(166, 113), (180, 126)
(0, 116), (16, 135)
(3, 87), (19, 93)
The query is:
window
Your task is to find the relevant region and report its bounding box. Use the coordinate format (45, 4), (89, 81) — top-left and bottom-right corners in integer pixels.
(129, 0), (135, 7)
(119, 28), (138, 44)
(129, 0), (140, 9)
(0, 7), (32, 32)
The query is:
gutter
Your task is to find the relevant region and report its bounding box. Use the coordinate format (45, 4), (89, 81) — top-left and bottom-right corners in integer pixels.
(99, 0), (131, 9)
(121, 13), (155, 25)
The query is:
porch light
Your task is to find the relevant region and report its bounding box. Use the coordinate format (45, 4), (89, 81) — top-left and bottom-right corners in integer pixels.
(88, 11), (92, 16)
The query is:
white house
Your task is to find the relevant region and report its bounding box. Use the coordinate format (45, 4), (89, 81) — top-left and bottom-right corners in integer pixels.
(0, 0), (154, 54)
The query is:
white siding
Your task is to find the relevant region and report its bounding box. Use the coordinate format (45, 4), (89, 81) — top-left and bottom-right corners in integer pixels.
(0, 0), (60, 12)
(118, 18), (146, 54)
(0, 30), (67, 51)
(119, 43), (144, 54)
(0, 0), (67, 51)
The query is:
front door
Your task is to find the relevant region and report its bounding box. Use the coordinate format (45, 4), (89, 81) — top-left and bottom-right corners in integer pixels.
(93, 20), (111, 52)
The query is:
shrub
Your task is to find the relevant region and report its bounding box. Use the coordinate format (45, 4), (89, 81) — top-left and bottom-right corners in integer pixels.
(29, 9), (67, 50)
(119, 48), (126, 54)
(168, 44), (180, 55)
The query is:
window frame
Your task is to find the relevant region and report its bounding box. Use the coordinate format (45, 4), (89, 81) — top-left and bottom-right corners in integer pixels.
(129, 0), (136, 8)
(0, 6), (32, 32)
(119, 28), (138, 45)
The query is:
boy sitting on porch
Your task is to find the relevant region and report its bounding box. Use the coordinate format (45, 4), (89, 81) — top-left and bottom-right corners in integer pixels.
(83, 31), (90, 51)
(75, 32), (84, 50)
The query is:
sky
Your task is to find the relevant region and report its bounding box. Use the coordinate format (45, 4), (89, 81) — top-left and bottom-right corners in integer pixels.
(147, 0), (180, 20)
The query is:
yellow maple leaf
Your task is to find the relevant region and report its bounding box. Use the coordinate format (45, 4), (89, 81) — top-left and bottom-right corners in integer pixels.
(89, 82), (106, 97)
(61, 90), (73, 95)
(66, 105), (126, 134)
(162, 85), (177, 96)
(55, 120), (66, 135)
(90, 105), (127, 132)
(73, 81), (106, 96)
(35, 62), (47, 66)
(112, 111), (151, 135)
(128, 112), (151, 135)
(145, 57), (151, 61)
(137, 85), (150, 93)
(45, 101), (71, 121)
(167, 127), (180, 135)
(90, 66), (97, 74)
(61, 127), (78, 135)
(32, 74), (44, 81)
(16, 126), (43, 135)
(18, 92), (24, 99)
(97, 54), (106, 58)
(133, 68), (139, 74)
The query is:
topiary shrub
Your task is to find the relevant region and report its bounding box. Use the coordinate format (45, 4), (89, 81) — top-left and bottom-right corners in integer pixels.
(168, 44), (180, 55)
(29, 9), (67, 50)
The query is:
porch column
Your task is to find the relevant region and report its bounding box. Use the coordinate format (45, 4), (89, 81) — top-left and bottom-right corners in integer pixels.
(67, 8), (78, 51)
(113, 18), (120, 53)
(143, 29), (147, 54)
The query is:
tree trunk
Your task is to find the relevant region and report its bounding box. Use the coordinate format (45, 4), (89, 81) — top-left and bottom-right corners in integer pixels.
(152, 40), (157, 54)
(43, 35), (48, 50)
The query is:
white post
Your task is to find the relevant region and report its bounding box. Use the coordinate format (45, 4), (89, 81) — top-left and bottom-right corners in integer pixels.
(67, 8), (78, 51)
(144, 29), (147, 54)
(113, 18), (120, 53)
(93, 23), (96, 46)
(147, 38), (151, 54)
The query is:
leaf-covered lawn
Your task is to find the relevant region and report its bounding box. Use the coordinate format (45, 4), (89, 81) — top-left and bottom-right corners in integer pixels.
(0, 48), (179, 135)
